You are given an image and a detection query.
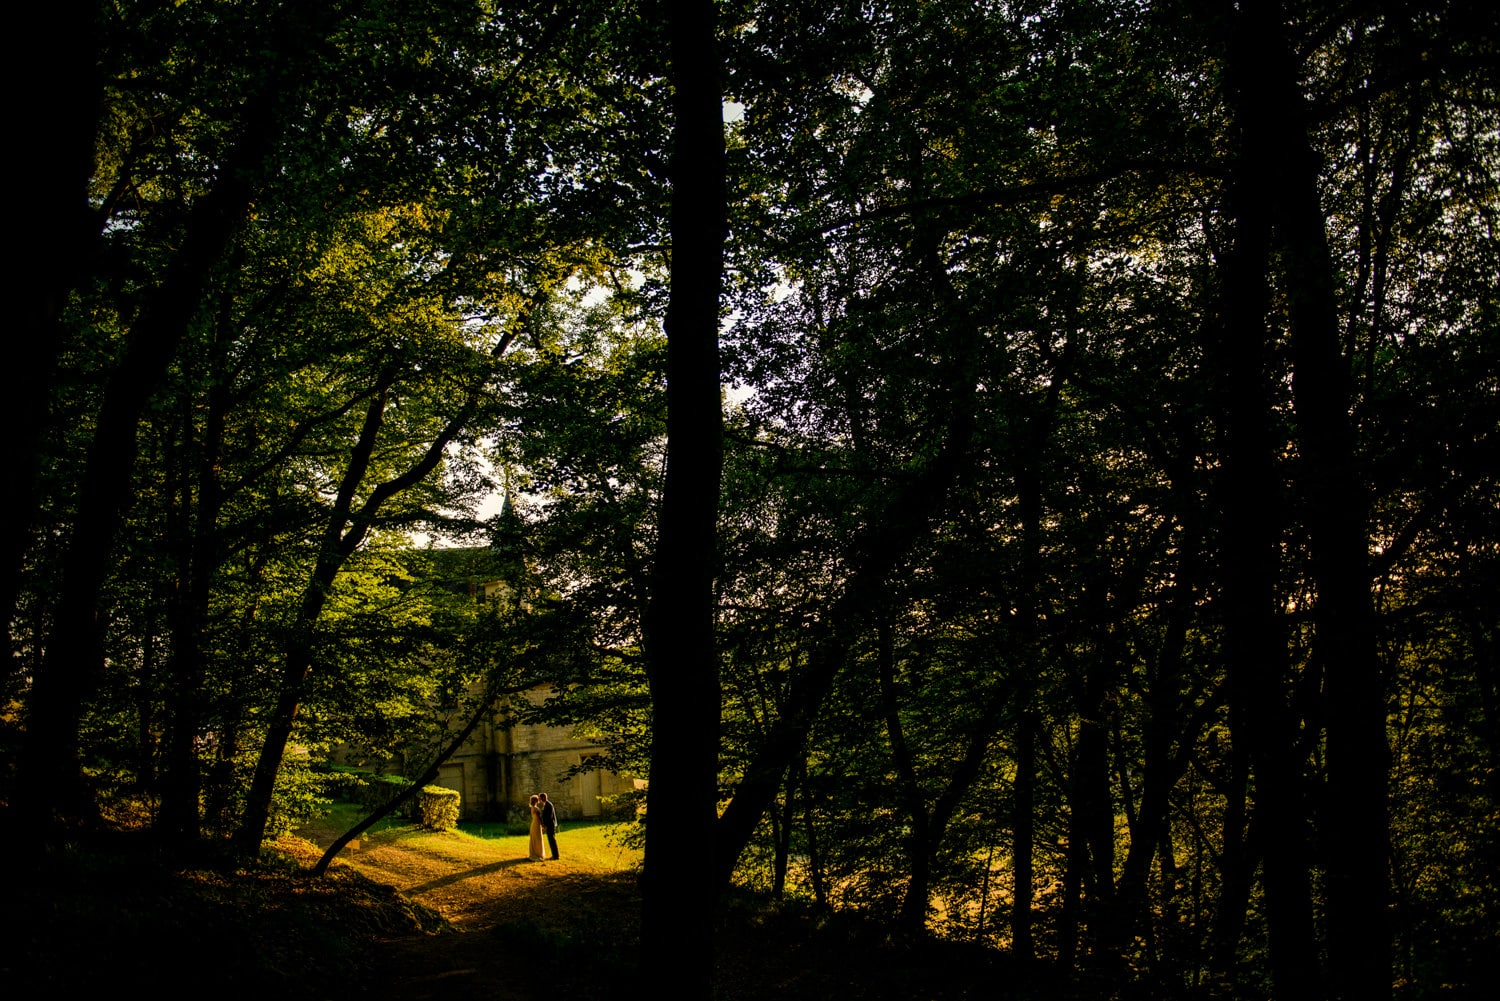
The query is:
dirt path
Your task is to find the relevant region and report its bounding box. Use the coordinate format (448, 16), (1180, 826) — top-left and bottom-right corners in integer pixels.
(289, 819), (640, 1001)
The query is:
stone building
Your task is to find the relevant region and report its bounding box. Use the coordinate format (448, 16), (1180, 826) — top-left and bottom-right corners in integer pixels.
(429, 684), (637, 821)
(341, 540), (638, 821)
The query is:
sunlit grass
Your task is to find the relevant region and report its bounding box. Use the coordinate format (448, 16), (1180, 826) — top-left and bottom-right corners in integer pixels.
(458, 817), (642, 871)
(308, 801), (642, 872)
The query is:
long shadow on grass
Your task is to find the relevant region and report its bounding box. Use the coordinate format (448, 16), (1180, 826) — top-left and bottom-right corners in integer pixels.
(405, 857), (532, 894)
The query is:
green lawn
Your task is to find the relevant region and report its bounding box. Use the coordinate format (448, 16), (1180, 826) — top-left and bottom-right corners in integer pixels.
(458, 816), (642, 870)
(308, 800), (643, 872)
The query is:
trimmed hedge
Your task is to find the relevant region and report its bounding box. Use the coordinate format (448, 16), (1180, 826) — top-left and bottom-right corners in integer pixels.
(418, 786), (460, 831)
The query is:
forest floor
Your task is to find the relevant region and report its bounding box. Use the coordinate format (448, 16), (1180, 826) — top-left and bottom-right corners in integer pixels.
(288, 812), (644, 1000)
(288, 810), (1063, 1001)
(286, 810), (1074, 996)
(9, 809), (1070, 1001)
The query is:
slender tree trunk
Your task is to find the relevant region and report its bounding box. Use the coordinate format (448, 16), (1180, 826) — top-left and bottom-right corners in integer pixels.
(16, 6), (336, 836)
(1260, 8), (1390, 995)
(1209, 736), (1254, 979)
(771, 786), (793, 899)
(4, 1), (102, 669)
(21, 144), (273, 829)
(887, 685), (1000, 937)
(1009, 386), (1057, 967)
(1059, 790), (1084, 972)
(1116, 523), (1199, 956)
(803, 767), (829, 910)
(234, 303), (521, 853)
(1011, 709), (1037, 963)
(160, 354), (229, 845)
(1074, 702), (1118, 968)
(136, 607), (160, 791)
(1212, 5), (1325, 996)
(713, 112), (984, 887)
(638, 2), (726, 995)
(234, 375), (393, 852)
(879, 619), (933, 935)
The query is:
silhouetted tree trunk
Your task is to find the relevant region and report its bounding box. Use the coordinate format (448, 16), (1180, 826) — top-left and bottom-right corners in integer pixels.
(881, 618), (1002, 936)
(235, 373), (395, 853)
(1115, 441), (1205, 964)
(1210, 730), (1254, 978)
(1059, 788), (1084, 971)
(20, 90), (294, 834)
(159, 321), (231, 845)
(232, 290), (521, 852)
(638, 0), (726, 994)
(16, 5), (342, 838)
(1218, 3), (1392, 997)
(5, 1), (102, 671)
(1074, 692), (1119, 967)
(1257, 6), (1391, 996)
(712, 143), (984, 891)
(1009, 376), (1061, 966)
(1216, 4), (1320, 991)
(878, 619), (932, 934)
(770, 780), (795, 898)
(1011, 710), (1037, 963)
(802, 760), (829, 910)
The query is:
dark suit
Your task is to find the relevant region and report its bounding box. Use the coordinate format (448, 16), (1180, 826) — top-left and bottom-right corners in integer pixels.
(540, 799), (559, 859)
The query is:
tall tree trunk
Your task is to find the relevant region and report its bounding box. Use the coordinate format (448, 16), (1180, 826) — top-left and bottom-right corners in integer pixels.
(5, 1), (102, 670)
(20, 116), (280, 830)
(878, 619), (932, 935)
(16, 5), (337, 837)
(1011, 709), (1037, 963)
(1219, 4), (1390, 998)
(881, 619), (1002, 938)
(1209, 731), (1254, 979)
(638, 1), (726, 995)
(1074, 699), (1119, 968)
(1256, 7), (1391, 997)
(160, 339), (230, 846)
(1115, 496), (1200, 960)
(803, 763), (829, 910)
(235, 376), (394, 853)
(713, 83), (987, 884)
(1215, 3), (1321, 990)
(1009, 376), (1060, 966)
(6, 1), (104, 666)
(1059, 787), (1084, 972)
(771, 783), (794, 899)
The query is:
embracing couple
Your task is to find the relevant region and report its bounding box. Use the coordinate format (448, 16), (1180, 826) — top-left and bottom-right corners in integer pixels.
(528, 792), (559, 861)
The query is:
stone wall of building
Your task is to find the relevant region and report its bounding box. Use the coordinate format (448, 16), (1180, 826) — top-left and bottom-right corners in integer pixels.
(438, 711), (635, 821)
(359, 685), (635, 822)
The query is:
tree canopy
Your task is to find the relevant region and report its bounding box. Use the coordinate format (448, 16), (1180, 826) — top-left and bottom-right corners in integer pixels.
(4, 2), (1497, 999)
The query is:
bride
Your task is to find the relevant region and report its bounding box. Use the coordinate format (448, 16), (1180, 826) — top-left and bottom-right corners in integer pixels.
(527, 794), (544, 861)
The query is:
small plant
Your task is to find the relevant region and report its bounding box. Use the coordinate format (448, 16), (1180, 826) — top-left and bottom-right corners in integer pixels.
(418, 786), (460, 831)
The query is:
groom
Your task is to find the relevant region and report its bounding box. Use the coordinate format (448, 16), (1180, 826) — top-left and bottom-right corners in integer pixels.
(538, 792), (560, 860)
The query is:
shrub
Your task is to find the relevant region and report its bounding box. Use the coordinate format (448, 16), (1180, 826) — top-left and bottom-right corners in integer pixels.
(418, 786), (460, 831)
(267, 756), (337, 837)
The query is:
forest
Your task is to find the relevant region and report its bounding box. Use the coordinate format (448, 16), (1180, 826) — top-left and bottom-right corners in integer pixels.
(3, 1), (1497, 999)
